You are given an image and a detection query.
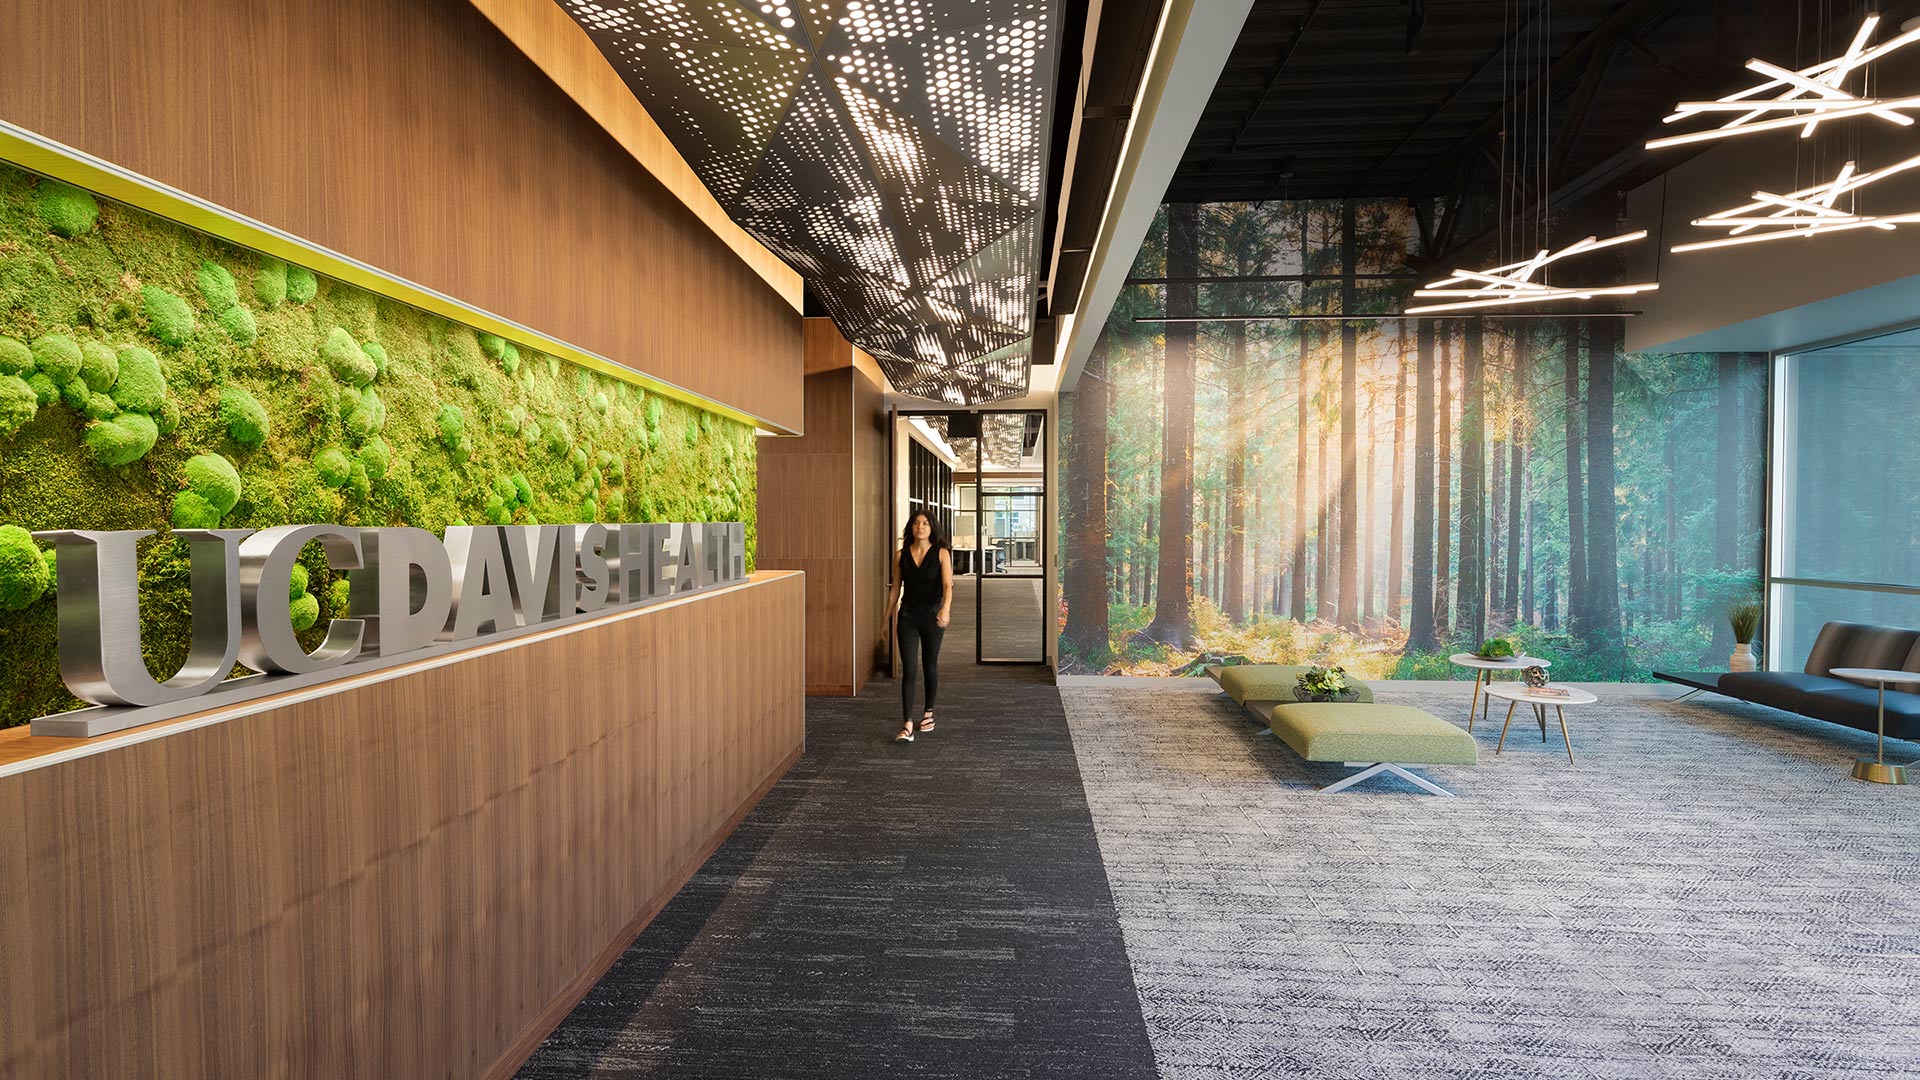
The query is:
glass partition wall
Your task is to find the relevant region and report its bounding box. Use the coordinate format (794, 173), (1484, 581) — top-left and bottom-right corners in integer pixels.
(897, 410), (1049, 664)
(1768, 326), (1920, 667)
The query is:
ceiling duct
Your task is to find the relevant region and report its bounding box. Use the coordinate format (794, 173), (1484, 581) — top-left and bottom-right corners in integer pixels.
(556, 0), (1061, 403)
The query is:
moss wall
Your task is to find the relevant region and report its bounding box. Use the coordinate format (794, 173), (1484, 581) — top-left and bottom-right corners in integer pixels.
(0, 162), (757, 726)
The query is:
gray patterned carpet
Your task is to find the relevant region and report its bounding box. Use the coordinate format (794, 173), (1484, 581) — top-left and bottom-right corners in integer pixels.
(1059, 686), (1920, 1080)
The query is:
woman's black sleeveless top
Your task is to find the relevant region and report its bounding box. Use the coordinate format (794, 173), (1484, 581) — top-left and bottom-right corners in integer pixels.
(899, 544), (944, 616)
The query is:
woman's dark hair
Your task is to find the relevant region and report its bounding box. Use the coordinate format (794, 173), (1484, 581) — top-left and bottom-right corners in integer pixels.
(901, 510), (949, 551)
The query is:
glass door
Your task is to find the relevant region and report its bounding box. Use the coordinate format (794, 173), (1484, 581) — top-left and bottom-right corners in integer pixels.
(974, 412), (1047, 663)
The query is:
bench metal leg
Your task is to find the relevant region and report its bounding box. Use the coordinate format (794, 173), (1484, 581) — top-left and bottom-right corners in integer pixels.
(1320, 762), (1457, 797)
(1671, 688), (1705, 703)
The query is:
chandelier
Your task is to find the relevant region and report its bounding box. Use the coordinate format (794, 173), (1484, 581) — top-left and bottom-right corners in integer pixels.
(1648, 14), (1920, 150)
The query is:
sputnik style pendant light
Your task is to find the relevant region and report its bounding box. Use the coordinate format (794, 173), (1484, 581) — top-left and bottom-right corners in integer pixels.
(1406, 232), (1660, 315)
(1673, 154), (1920, 252)
(1647, 14), (1920, 150)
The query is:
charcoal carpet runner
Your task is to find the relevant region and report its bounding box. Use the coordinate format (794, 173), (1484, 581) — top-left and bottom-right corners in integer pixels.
(518, 657), (1157, 1079)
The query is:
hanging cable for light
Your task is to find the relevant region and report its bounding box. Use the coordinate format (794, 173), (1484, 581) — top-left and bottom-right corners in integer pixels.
(1399, 0), (1655, 317)
(1648, 14), (1920, 149)
(1406, 231), (1660, 315)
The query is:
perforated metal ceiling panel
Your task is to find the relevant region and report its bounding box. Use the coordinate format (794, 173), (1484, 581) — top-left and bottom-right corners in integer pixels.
(557, 0), (1060, 403)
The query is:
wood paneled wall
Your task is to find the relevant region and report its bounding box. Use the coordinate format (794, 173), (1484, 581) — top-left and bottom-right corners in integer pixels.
(0, 573), (805, 1080)
(759, 321), (891, 694)
(853, 364), (891, 682)
(0, 0), (802, 430)
(469, 0), (802, 312)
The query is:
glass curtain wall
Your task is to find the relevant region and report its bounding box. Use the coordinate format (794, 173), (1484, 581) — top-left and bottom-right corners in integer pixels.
(1769, 326), (1920, 666)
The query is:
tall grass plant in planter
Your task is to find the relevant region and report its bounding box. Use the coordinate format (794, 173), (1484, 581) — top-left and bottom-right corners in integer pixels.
(1728, 601), (1762, 673)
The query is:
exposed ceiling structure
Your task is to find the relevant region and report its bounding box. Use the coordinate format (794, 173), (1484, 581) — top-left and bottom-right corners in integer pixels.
(556, 0), (1063, 404)
(1166, 0), (1846, 263)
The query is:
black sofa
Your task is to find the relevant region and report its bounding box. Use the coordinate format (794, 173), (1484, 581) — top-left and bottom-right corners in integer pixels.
(1657, 621), (1920, 740)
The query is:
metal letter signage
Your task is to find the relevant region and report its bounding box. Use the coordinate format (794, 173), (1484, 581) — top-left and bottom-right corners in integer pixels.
(237, 525), (366, 674)
(37, 528), (252, 706)
(27, 521), (750, 738)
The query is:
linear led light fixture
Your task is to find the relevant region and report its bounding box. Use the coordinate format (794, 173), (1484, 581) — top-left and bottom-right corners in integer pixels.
(1404, 231), (1658, 315)
(1648, 14), (1920, 149)
(1674, 153), (1920, 252)
(1133, 312), (1640, 323)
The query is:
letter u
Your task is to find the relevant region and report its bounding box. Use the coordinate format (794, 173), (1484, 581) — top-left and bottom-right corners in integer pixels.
(33, 529), (253, 707)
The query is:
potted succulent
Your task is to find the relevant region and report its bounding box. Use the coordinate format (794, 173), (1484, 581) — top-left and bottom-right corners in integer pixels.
(1728, 601), (1762, 672)
(1475, 636), (1519, 661)
(1294, 665), (1359, 703)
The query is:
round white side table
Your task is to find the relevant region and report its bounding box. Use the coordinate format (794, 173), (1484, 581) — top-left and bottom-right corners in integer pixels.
(1448, 653), (1551, 731)
(1485, 683), (1598, 764)
(1830, 667), (1914, 785)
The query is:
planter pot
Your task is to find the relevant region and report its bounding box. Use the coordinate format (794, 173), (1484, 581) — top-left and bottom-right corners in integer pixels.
(1295, 689), (1359, 704)
(1729, 642), (1757, 673)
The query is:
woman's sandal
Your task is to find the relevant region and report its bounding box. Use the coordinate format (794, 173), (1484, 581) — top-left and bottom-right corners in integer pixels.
(919, 711), (936, 733)
(894, 725), (915, 743)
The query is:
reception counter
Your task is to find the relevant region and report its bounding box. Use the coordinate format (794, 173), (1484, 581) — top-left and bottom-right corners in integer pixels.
(0, 570), (805, 1078)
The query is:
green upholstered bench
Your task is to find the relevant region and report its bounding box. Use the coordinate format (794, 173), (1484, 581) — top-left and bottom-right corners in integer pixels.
(1250, 701), (1478, 796)
(1206, 664), (1375, 705)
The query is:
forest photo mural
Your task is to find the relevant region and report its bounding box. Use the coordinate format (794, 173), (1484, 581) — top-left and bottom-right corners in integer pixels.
(1058, 200), (1766, 681)
(0, 161), (756, 726)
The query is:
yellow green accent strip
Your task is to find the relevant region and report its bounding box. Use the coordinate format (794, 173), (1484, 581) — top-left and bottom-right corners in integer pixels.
(0, 120), (797, 436)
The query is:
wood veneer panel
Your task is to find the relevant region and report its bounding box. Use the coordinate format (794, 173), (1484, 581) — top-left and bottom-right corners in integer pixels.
(803, 319), (857, 375)
(0, 0), (802, 430)
(852, 365), (890, 692)
(468, 0), (802, 311)
(758, 361), (861, 691)
(0, 573), (805, 1079)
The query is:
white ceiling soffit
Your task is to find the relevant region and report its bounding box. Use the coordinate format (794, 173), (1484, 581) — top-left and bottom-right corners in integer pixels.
(1054, 0), (1253, 392)
(555, 0), (1062, 405)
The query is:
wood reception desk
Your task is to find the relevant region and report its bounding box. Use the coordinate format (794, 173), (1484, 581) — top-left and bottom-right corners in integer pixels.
(0, 570), (805, 1079)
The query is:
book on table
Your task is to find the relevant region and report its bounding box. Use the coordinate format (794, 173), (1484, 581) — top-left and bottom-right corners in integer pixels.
(1528, 686), (1571, 698)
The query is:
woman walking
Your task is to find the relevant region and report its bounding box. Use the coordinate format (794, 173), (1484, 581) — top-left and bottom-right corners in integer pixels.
(887, 510), (952, 743)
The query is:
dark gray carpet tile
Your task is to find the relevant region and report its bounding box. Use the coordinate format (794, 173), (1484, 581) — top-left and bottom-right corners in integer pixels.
(518, 657), (1156, 1079)
(1061, 686), (1920, 1080)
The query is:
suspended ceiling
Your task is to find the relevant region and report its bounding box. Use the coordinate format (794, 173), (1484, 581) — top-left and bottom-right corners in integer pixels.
(556, 0), (1062, 403)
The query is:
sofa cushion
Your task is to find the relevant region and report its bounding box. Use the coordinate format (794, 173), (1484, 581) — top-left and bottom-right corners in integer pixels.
(1265, 703), (1477, 765)
(1211, 664), (1374, 705)
(1803, 621), (1920, 677)
(1719, 671), (1856, 713)
(1798, 687), (1920, 740)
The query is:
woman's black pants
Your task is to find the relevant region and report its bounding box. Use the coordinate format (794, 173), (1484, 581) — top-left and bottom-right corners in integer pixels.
(897, 610), (944, 723)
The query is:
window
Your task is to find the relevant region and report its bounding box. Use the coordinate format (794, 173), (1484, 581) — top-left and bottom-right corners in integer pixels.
(1769, 327), (1920, 666)
(952, 483), (977, 549)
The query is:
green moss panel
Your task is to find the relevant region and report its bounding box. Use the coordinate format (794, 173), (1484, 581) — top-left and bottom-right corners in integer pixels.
(0, 161), (758, 726)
